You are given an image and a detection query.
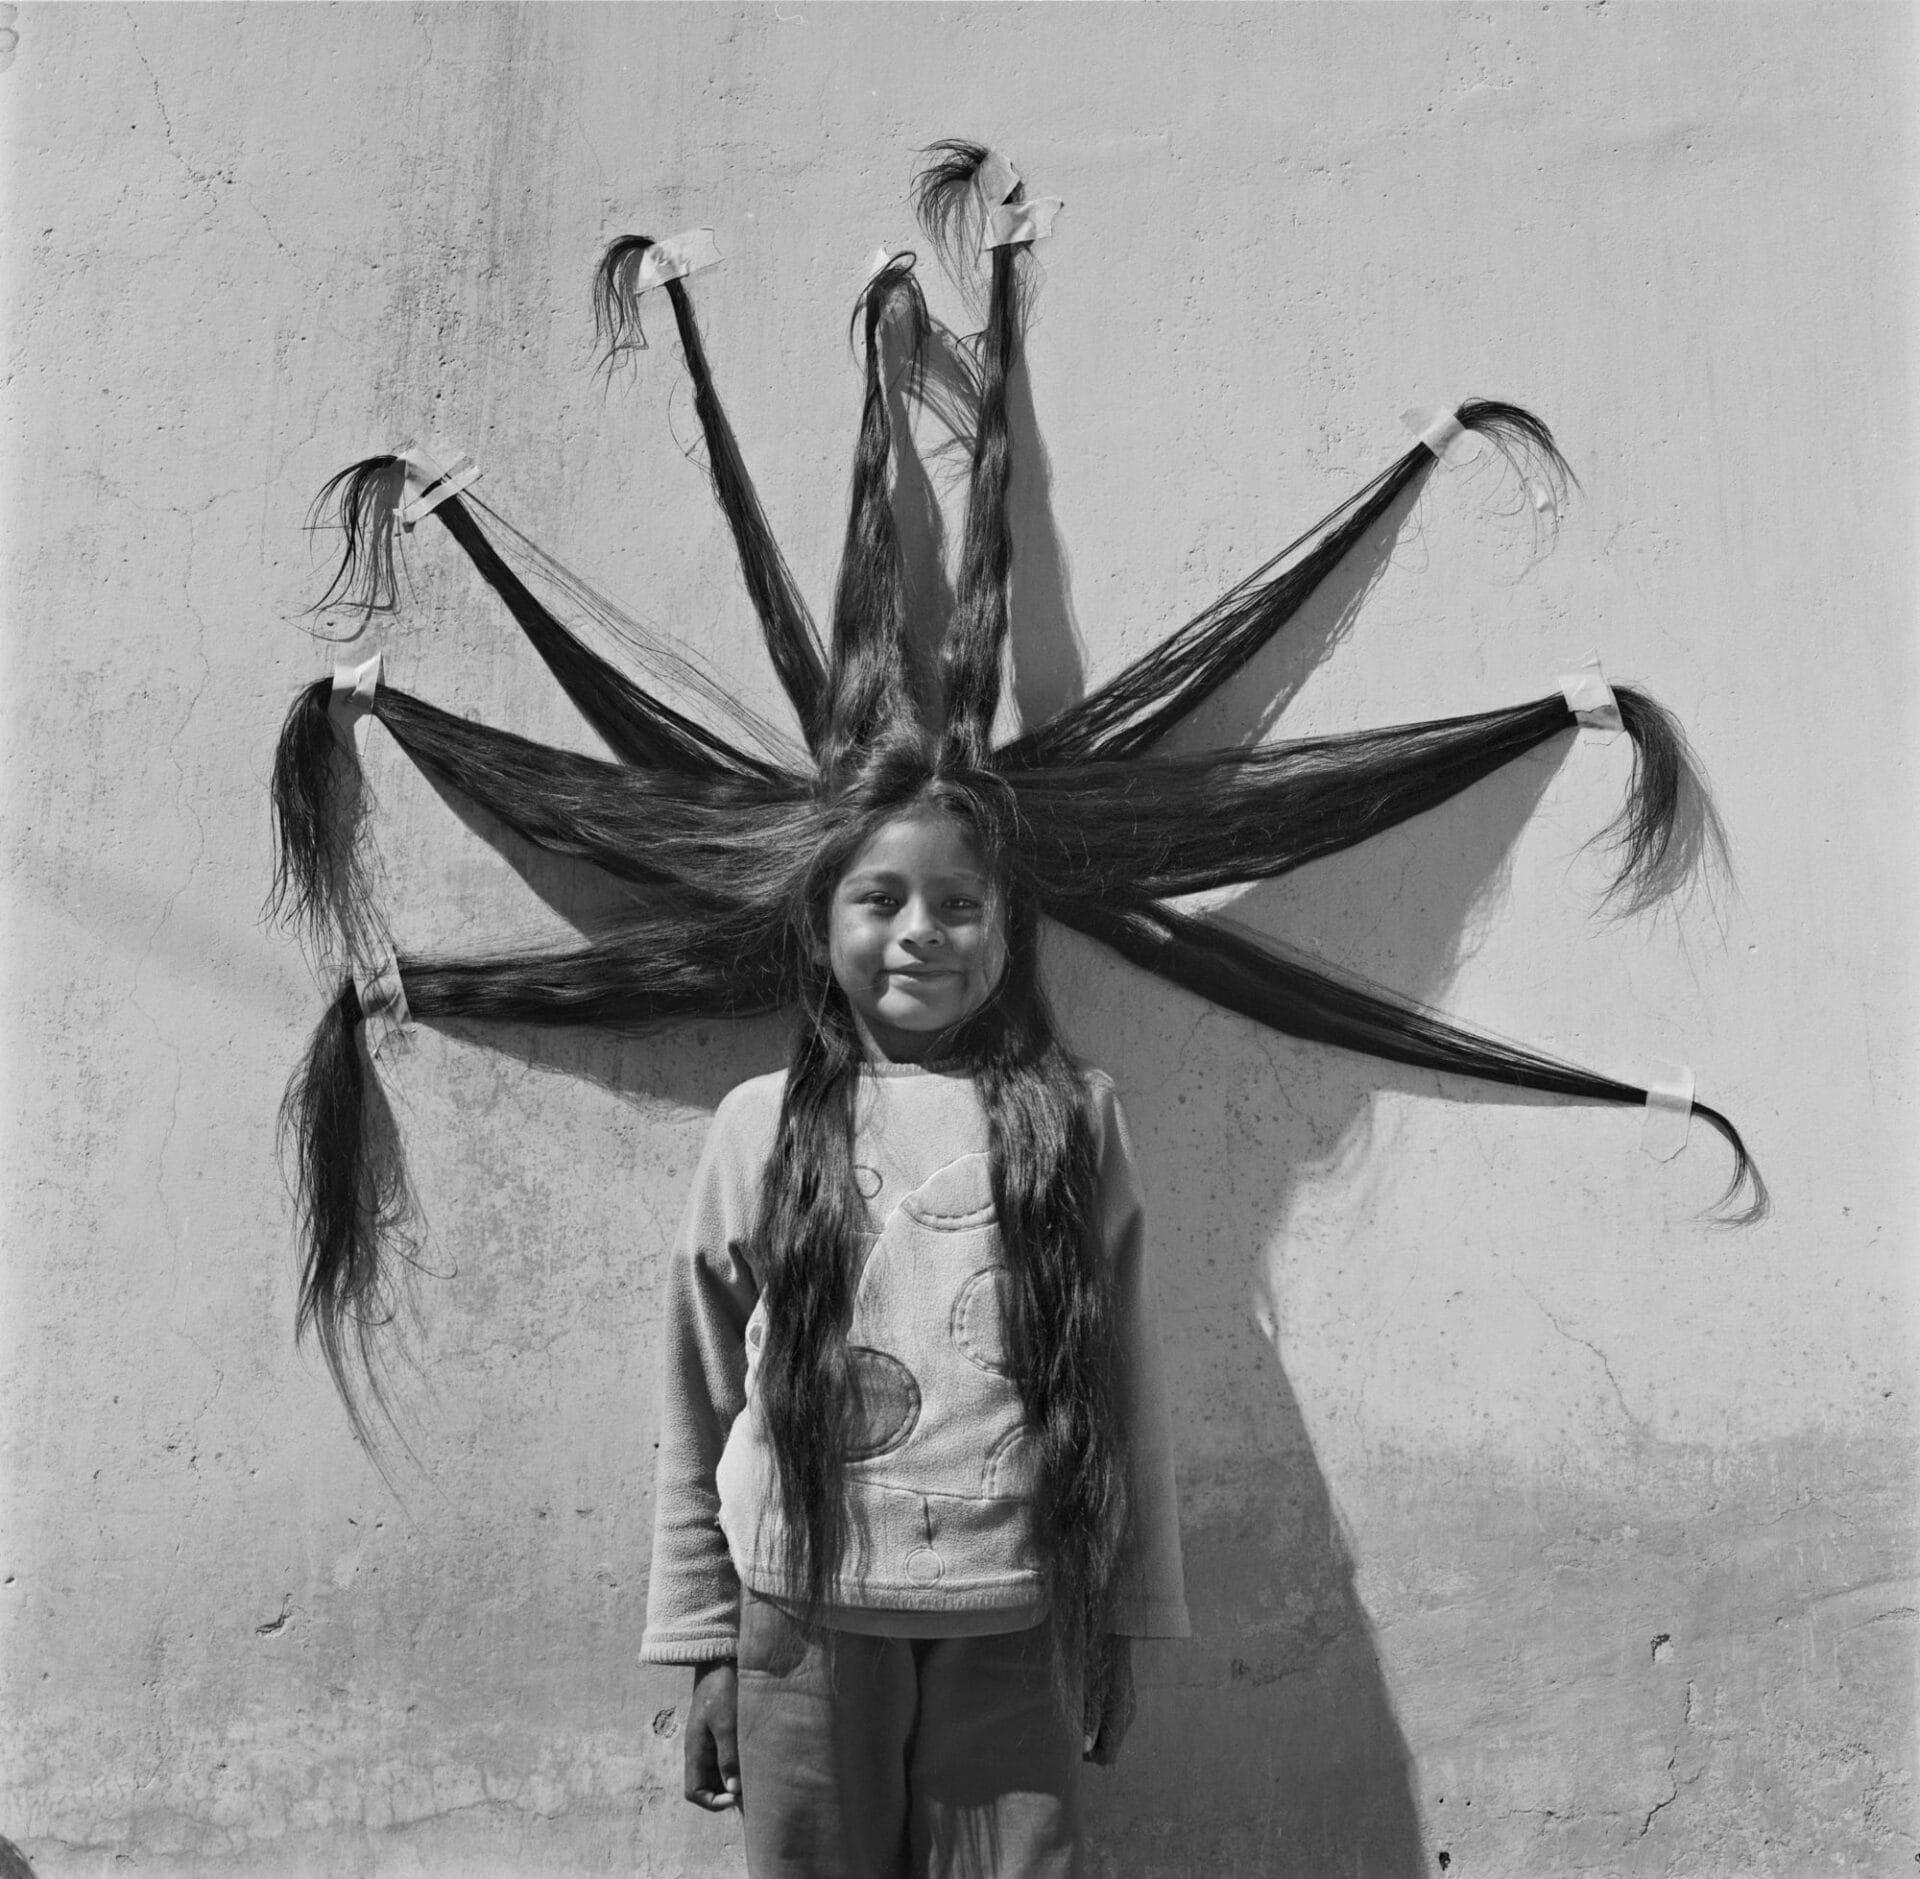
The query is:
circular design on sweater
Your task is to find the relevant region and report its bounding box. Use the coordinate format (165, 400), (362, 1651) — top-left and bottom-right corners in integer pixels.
(844, 1346), (921, 1460)
(905, 1547), (944, 1585)
(951, 1266), (1014, 1375)
(981, 1422), (1036, 1501)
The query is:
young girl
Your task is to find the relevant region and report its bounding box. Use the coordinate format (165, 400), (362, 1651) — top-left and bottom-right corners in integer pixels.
(641, 760), (1188, 1876)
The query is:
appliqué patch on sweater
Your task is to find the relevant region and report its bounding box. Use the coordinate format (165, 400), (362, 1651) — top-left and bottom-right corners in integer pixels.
(951, 1265), (1015, 1375)
(982, 1421), (1036, 1500)
(845, 1346), (921, 1459)
(896, 1152), (996, 1230)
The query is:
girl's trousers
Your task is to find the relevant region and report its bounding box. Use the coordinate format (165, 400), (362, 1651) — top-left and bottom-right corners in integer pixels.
(735, 1594), (1082, 1879)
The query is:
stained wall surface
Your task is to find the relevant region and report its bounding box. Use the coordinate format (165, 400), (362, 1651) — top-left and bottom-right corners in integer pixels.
(2, 5), (1914, 1875)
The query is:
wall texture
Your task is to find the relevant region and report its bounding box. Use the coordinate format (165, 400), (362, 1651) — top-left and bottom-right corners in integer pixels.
(3, 5), (1913, 1875)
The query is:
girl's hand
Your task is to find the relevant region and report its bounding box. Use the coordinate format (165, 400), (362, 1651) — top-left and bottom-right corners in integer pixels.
(1083, 1633), (1136, 1766)
(684, 1661), (741, 1810)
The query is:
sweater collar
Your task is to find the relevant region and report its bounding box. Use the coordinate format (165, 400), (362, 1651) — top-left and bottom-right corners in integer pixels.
(859, 1056), (970, 1079)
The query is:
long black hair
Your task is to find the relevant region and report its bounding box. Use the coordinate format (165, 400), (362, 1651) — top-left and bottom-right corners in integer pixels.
(272, 139), (1765, 1601)
(749, 754), (1125, 1692)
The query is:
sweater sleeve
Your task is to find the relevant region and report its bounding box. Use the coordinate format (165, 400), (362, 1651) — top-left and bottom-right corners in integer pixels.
(1093, 1077), (1192, 1640)
(639, 1090), (767, 1665)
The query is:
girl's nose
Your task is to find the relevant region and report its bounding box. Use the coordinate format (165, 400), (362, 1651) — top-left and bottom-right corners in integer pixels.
(899, 898), (943, 945)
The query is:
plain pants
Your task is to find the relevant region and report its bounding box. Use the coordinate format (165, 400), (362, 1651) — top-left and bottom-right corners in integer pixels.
(735, 1594), (1082, 1879)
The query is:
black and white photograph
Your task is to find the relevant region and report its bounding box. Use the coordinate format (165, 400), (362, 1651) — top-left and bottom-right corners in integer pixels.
(1, 5), (1911, 1875)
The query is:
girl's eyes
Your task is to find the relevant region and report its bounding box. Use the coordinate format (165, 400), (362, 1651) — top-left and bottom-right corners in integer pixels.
(856, 894), (981, 914)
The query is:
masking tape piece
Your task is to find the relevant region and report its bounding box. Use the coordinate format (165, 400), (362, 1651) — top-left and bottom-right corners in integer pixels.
(634, 226), (722, 293)
(1641, 1060), (1694, 1163)
(395, 441), (464, 480)
(1559, 653), (1625, 740)
(985, 197), (1063, 248)
(356, 948), (412, 1062)
(397, 451), (480, 528)
(329, 651), (383, 758)
(331, 650), (382, 708)
(1402, 405), (1486, 467)
(975, 149), (1021, 209)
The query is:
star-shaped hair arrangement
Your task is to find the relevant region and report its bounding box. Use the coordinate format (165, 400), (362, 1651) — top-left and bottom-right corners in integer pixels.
(271, 140), (1764, 1445)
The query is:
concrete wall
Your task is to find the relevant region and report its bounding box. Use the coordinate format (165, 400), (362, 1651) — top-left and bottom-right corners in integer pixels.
(3, 5), (1912, 1874)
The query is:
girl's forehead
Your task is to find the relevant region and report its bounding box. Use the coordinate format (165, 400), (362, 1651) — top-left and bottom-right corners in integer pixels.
(842, 810), (987, 879)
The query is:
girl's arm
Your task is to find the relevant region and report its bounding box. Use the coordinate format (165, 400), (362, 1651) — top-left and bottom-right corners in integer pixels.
(640, 1086), (770, 1667)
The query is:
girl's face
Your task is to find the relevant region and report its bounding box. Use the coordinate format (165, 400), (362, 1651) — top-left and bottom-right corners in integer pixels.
(827, 809), (1008, 1063)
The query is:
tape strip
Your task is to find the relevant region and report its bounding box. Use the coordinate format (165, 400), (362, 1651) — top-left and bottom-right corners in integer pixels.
(633, 227), (722, 293)
(397, 448), (481, 529)
(1641, 1060), (1694, 1162)
(355, 946), (412, 1062)
(328, 650), (383, 758)
(971, 149), (1061, 248)
(1558, 653), (1625, 740)
(975, 149), (1021, 210)
(985, 197), (1063, 248)
(1401, 404), (1486, 467)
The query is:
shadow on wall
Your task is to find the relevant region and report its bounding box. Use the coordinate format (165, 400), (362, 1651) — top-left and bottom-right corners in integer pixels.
(357, 313), (1578, 1875)
(1064, 755), (1558, 1878)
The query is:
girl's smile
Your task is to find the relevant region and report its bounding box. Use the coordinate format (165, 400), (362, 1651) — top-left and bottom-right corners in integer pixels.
(827, 811), (1008, 1062)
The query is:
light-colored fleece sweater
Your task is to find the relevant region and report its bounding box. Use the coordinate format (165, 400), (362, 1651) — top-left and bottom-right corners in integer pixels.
(640, 1062), (1190, 1665)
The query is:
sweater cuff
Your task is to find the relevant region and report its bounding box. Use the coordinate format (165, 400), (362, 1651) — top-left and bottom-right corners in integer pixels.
(639, 1632), (739, 1666)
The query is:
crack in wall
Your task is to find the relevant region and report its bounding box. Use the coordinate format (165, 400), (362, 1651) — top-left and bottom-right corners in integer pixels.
(1635, 1670), (1703, 1841)
(1518, 1279), (1648, 1435)
(17, 1757), (673, 1854)
(124, 6), (299, 268)
(1637, 1756), (1678, 1836)
(124, 7), (222, 223)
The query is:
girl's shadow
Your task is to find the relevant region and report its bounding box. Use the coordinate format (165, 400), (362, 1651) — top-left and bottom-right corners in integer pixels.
(1048, 753), (1558, 1878)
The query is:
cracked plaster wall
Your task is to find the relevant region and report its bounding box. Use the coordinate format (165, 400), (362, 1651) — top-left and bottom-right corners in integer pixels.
(2, 5), (1914, 1876)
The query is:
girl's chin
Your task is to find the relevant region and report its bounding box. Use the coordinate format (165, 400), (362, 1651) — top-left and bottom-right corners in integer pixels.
(875, 997), (964, 1029)
(868, 983), (979, 1033)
